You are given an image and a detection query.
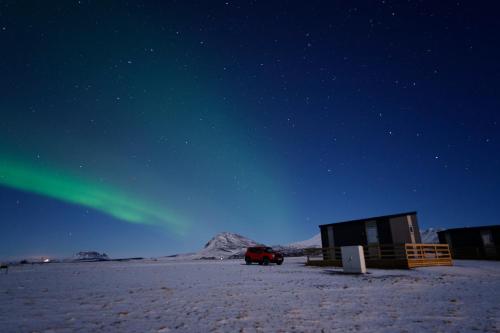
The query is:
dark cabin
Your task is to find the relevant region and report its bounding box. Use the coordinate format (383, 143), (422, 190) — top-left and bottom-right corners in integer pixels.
(319, 211), (421, 249)
(437, 225), (500, 260)
(309, 212), (452, 268)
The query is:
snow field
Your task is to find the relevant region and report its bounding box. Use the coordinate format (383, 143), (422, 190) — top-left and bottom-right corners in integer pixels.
(0, 258), (499, 332)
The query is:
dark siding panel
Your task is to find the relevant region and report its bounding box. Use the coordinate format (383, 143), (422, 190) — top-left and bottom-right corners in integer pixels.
(320, 226), (329, 248)
(450, 229), (483, 247)
(492, 228), (500, 246)
(390, 216), (412, 244)
(437, 232), (447, 244)
(377, 218), (393, 244)
(333, 222), (367, 247)
(439, 226), (500, 247)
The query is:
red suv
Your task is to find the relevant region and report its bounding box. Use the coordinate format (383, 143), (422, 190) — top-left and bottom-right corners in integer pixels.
(245, 246), (284, 265)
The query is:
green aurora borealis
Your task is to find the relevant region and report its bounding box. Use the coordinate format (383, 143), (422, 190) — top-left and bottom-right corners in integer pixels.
(0, 158), (186, 233)
(0, 2), (292, 248)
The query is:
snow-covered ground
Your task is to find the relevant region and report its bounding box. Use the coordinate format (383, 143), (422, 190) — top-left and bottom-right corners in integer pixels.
(1, 258), (499, 333)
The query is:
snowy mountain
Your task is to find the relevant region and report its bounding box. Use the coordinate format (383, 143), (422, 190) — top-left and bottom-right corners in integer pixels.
(287, 233), (322, 249)
(420, 228), (443, 244)
(203, 232), (259, 252)
(172, 232), (261, 260)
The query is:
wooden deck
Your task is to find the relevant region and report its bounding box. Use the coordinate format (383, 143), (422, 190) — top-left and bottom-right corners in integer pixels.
(306, 244), (453, 269)
(405, 244), (453, 268)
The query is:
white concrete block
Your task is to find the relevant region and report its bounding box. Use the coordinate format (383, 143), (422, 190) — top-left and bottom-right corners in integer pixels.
(341, 245), (367, 274)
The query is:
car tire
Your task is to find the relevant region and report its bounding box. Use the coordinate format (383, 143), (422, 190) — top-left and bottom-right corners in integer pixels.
(245, 257), (252, 265)
(263, 257), (269, 266)
(258, 261), (263, 265)
(277, 260), (283, 265)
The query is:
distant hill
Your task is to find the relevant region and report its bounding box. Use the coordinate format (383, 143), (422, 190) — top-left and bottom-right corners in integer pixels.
(420, 228), (444, 244)
(74, 251), (109, 262)
(287, 233), (322, 248)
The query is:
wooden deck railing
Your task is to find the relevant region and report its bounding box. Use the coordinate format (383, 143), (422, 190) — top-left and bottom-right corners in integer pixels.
(306, 243), (452, 269)
(404, 244), (452, 268)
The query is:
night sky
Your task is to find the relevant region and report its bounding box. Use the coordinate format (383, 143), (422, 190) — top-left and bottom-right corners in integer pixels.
(1, 1), (499, 260)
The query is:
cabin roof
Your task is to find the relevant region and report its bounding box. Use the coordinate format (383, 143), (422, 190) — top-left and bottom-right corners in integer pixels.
(319, 211), (417, 228)
(437, 225), (500, 233)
